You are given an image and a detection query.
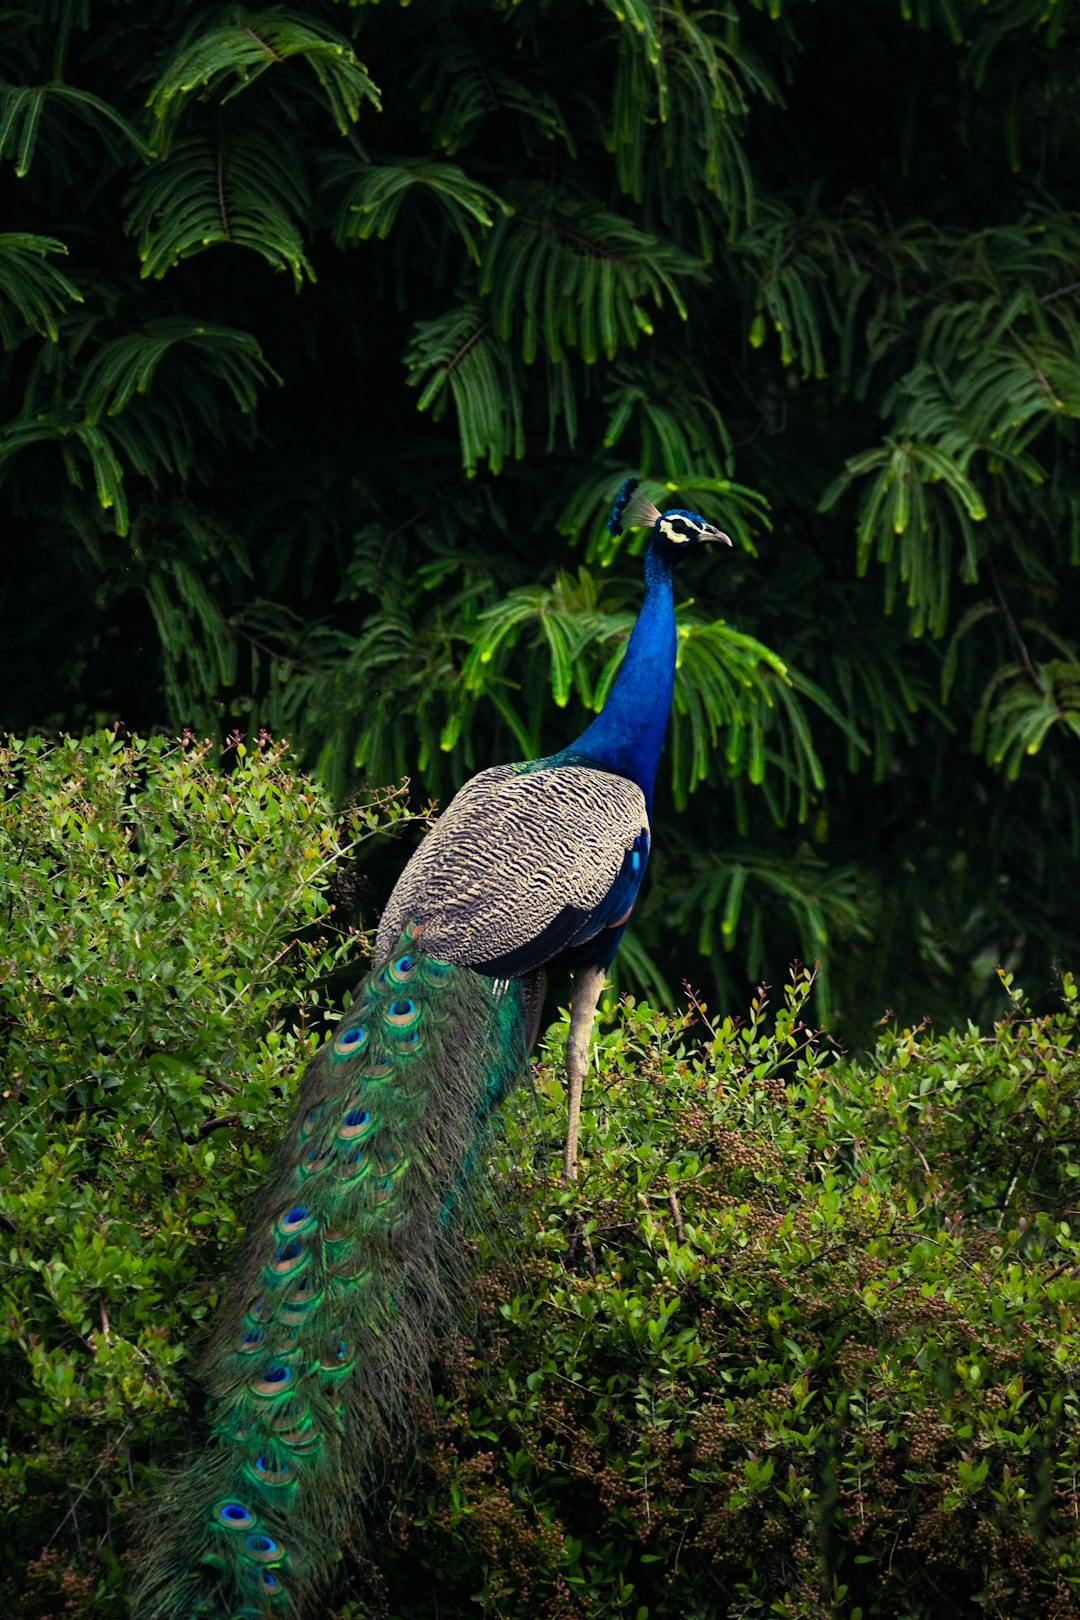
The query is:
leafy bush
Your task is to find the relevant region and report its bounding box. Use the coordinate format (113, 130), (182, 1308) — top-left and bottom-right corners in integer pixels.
(355, 981), (1080, 1620)
(1, 734), (1077, 1617)
(0, 731), (419, 1612)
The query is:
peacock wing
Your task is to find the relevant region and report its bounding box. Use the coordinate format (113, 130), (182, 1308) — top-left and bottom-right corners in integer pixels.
(375, 764), (649, 975)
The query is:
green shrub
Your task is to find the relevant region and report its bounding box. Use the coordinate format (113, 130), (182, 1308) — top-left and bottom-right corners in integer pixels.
(1, 734), (1077, 1617)
(357, 982), (1080, 1620)
(0, 731), (417, 1612)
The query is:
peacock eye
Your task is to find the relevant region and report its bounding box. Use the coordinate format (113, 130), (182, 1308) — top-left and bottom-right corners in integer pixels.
(659, 516), (694, 544)
(214, 1500), (256, 1530)
(244, 1531), (282, 1560)
(333, 1024), (369, 1065)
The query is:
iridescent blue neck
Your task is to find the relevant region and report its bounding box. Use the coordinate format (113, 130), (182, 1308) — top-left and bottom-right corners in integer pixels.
(557, 544), (675, 813)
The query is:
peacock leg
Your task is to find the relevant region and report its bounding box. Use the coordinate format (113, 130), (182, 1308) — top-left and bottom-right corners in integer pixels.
(562, 963), (606, 1181)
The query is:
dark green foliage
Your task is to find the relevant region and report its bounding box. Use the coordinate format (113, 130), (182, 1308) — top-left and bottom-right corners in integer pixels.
(0, 732), (422, 1609)
(357, 983), (1080, 1620)
(2, 734), (1078, 1617)
(3, 2), (1080, 1028)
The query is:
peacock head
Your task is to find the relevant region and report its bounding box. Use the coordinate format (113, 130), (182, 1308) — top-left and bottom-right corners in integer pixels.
(607, 477), (731, 554)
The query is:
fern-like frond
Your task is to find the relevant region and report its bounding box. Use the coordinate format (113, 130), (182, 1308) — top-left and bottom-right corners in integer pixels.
(605, 1), (771, 221)
(602, 364), (734, 480)
(973, 655), (1080, 779)
(824, 619), (936, 777)
(453, 563), (854, 820)
(738, 203), (854, 380)
(145, 6), (379, 154)
(0, 80), (146, 177)
(479, 188), (704, 364)
(668, 618), (865, 821)
(458, 567), (609, 715)
(820, 434), (988, 636)
(75, 318), (278, 419)
(412, 32), (574, 156)
(1, 317), (277, 534)
(674, 844), (866, 1021)
(405, 300), (523, 474)
(0, 233), (82, 344)
(145, 557), (239, 726)
(821, 258), (1080, 637)
(126, 131), (314, 286)
(326, 152), (508, 264)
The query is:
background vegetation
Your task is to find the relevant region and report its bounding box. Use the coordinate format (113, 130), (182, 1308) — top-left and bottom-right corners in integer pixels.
(4, 0), (1080, 1036)
(1, 734), (1078, 1617)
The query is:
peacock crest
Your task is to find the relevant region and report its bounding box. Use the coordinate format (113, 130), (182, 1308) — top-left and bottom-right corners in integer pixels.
(608, 476), (731, 547)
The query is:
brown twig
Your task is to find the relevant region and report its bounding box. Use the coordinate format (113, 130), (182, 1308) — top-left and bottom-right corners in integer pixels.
(667, 1186), (686, 1244)
(1040, 279), (1080, 307)
(987, 561), (1047, 697)
(445, 321), (491, 376)
(245, 26), (283, 61)
(216, 147), (231, 241)
(190, 1110), (242, 1140)
(682, 980), (718, 1039)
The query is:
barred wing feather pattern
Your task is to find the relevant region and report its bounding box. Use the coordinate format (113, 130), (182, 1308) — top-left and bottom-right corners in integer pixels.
(376, 763), (649, 974)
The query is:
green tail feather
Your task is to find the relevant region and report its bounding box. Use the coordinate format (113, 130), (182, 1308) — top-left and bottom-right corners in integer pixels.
(132, 927), (532, 1619)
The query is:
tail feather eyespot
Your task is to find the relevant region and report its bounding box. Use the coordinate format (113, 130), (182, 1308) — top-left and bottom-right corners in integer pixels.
(250, 1362), (294, 1399)
(299, 1104), (328, 1141)
(359, 1058), (395, 1081)
(371, 1151), (407, 1205)
(337, 1106), (375, 1143)
(275, 1204), (316, 1240)
(213, 1500), (257, 1532)
(387, 954), (416, 984)
(384, 997), (421, 1034)
(242, 1566), (284, 1595)
(335, 1138), (374, 1183)
(327, 1264), (370, 1293)
(246, 1451), (296, 1489)
(272, 1406), (319, 1452)
(332, 1023), (370, 1062)
(243, 1532), (284, 1565)
(278, 1278), (322, 1323)
(266, 1238), (307, 1280)
(318, 1336), (354, 1379)
(298, 1143), (334, 1178)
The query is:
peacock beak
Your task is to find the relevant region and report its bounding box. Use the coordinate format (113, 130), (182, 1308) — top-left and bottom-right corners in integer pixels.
(701, 525), (733, 546)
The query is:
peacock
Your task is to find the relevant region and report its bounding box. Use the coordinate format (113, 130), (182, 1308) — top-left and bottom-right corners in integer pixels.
(132, 478), (731, 1619)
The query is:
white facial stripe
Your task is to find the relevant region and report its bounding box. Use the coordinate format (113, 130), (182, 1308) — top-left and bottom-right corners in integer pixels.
(658, 516), (698, 544)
